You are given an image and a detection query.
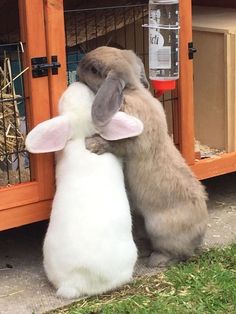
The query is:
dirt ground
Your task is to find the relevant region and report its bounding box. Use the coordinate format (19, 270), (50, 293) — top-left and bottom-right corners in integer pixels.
(0, 172), (236, 314)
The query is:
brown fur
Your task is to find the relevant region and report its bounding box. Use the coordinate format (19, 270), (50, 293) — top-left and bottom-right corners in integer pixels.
(78, 47), (208, 266)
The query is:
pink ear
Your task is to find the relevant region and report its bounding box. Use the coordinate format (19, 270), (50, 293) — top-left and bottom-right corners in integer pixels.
(99, 112), (143, 140)
(25, 116), (72, 153)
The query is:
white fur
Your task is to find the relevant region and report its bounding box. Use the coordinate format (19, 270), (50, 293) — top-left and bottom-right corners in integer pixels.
(43, 82), (137, 298)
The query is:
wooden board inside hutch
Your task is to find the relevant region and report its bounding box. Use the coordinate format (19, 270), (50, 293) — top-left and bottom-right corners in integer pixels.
(192, 6), (236, 153)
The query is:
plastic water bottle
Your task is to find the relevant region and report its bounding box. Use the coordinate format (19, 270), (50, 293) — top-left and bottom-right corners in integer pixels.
(148, 0), (179, 95)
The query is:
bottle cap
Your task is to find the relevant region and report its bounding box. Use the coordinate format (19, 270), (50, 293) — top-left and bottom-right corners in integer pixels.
(151, 79), (176, 92)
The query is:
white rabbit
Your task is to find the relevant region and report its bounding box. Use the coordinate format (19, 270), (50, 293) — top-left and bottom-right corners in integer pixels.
(25, 82), (143, 299)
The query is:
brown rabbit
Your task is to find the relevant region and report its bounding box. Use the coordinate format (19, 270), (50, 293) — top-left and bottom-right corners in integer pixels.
(77, 46), (208, 267)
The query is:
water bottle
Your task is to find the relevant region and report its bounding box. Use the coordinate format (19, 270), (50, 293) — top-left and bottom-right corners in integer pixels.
(148, 0), (179, 95)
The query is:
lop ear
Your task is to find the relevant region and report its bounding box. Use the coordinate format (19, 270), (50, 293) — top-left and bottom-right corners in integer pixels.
(98, 112), (143, 140)
(92, 70), (125, 127)
(25, 116), (72, 153)
(137, 57), (150, 89)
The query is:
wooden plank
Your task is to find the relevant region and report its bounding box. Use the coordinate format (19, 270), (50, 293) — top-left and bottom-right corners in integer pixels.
(192, 0), (236, 8)
(191, 152), (236, 180)
(19, 0), (51, 126)
(0, 200), (51, 231)
(226, 33), (236, 151)
(18, 0), (55, 201)
(171, 90), (179, 146)
(193, 30), (227, 151)
(44, 0), (67, 117)
(0, 182), (40, 211)
(178, 0), (195, 165)
(191, 4), (236, 180)
(192, 6), (236, 33)
(0, 0), (55, 230)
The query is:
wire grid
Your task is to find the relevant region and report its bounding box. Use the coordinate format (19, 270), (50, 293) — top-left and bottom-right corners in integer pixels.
(0, 42), (31, 187)
(64, 1), (179, 145)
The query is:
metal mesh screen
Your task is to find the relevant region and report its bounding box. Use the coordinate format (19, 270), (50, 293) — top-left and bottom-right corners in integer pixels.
(0, 1), (31, 187)
(64, 3), (148, 83)
(64, 1), (179, 146)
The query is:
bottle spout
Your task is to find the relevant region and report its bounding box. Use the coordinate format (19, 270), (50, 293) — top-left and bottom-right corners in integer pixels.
(151, 79), (176, 96)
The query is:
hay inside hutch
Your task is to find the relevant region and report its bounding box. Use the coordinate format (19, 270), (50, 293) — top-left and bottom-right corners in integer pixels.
(0, 2), (31, 188)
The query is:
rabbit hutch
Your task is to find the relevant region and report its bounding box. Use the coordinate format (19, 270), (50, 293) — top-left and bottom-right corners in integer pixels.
(0, 0), (236, 231)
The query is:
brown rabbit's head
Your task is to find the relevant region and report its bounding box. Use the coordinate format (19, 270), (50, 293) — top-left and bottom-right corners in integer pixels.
(77, 46), (149, 127)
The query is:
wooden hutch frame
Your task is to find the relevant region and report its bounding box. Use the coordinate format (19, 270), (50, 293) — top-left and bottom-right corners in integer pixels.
(0, 0), (235, 231)
(0, 0), (67, 230)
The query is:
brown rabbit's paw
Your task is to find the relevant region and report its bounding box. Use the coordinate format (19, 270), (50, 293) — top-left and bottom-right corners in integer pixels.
(85, 135), (110, 155)
(147, 252), (173, 268)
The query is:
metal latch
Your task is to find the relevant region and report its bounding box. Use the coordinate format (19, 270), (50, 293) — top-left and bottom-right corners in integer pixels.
(188, 42), (197, 60)
(31, 56), (61, 78)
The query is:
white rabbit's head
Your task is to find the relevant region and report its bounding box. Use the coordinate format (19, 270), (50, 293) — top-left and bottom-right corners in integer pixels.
(25, 82), (144, 154)
(58, 82), (96, 138)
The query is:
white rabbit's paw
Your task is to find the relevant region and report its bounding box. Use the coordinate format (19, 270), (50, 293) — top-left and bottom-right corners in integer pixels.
(56, 286), (81, 299)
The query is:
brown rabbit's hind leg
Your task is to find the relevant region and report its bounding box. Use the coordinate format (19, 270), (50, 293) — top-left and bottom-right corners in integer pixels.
(147, 233), (203, 267)
(132, 212), (153, 258)
(147, 251), (175, 267)
(146, 229), (199, 267)
(144, 204), (207, 268)
(147, 250), (192, 268)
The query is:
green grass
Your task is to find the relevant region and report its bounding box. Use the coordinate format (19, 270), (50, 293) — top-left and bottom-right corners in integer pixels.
(48, 244), (236, 314)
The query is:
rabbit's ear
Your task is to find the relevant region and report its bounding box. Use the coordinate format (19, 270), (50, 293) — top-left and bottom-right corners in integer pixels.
(98, 112), (143, 140)
(92, 70), (125, 128)
(25, 116), (72, 153)
(138, 57), (150, 89)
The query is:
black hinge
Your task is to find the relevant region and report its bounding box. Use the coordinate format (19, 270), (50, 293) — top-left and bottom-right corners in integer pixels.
(31, 56), (61, 78)
(188, 42), (197, 60)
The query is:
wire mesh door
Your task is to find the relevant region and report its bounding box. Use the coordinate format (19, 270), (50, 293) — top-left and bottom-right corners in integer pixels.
(64, 0), (180, 147)
(0, 0), (60, 230)
(0, 43), (31, 187)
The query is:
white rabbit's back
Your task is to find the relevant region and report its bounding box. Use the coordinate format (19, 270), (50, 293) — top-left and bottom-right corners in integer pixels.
(43, 139), (137, 296)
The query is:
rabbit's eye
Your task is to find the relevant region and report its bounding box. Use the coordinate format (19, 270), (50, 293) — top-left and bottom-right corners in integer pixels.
(91, 66), (98, 74)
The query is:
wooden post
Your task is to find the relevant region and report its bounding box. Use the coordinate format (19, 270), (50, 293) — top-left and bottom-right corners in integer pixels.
(178, 0), (195, 165)
(0, 0), (55, 230)
(18, 0), (54, 200)
(44, 0), (67, 117)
